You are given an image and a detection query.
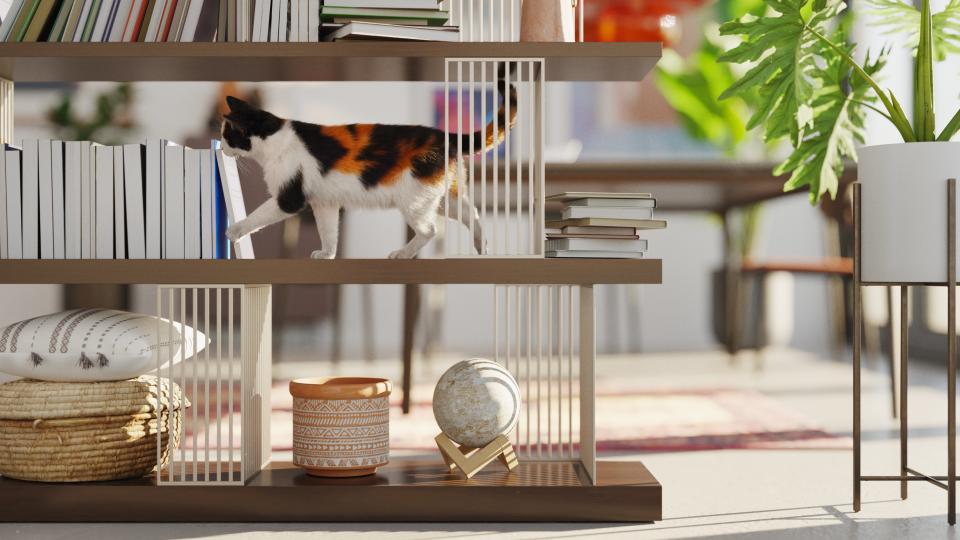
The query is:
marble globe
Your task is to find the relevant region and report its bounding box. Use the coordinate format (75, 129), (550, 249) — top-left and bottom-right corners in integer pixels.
(433, 358), (521, 448)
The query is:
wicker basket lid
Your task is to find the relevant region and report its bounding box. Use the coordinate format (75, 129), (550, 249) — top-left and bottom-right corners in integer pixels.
(0, 377), (186, 420)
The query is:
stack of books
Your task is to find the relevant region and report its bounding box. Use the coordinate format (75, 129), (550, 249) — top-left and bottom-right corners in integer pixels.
(321, 0), (457, 42)
(0, 138), (252, 259)
(544, 192), (665, 259)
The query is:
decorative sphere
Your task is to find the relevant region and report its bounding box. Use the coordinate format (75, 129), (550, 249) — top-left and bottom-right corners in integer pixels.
(432, 358), (521, 447)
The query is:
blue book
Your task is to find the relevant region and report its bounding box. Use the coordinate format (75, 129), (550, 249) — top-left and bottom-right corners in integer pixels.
(212, 141), (229, 259)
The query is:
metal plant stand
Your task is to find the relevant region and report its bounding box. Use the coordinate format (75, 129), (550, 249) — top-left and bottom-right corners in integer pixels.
(853, 180), (958, 524)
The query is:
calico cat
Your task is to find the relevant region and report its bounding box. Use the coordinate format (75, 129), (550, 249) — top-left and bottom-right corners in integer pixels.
(221, 81), (517, 259)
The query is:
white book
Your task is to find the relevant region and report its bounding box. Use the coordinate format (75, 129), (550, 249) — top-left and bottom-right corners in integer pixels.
(121, 0), (143, 40)
(184, 147), (201, 259)
(307, 0), (317, 41)
(200, 149), (212, 259)
(95, 144), (114, 259)
(269, 0), (279, 41)
(289, 0), (297, 41)
(108, 0), (133, 41)
(79, 141), (92, 257)
(20, 139), (38, 260)
(145, 138), (163, 259)
(561, 206), (654, 221)
(123, 144), (146, 259)
(179, 0), (204, 40)
(251, 0), (263, 41)
(546, 250), (645, 259)
(215, 150), (253, 259)
(145, 0), (167, 41)
(324, 21), (460, 42)
(64, 142), (81, 258)
(51, 141), (64, 259)
(113, 146), (125, 258)
(5, 149), (20, 259)
(0, 0), (25, 41)
(164, 144), (184, 259)
(90, 0), (116, 41)
(545, 237), (647, 253)
(71, 0), (93, 41)
(566, 198), (656, 208)
(277, 0), (287, 41)
(325, 0), (442, 7)
(37, 140), (53, 259)
(297, 0), (306, 41)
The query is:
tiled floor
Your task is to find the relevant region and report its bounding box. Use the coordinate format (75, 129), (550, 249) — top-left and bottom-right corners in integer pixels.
(4, 347), (960, 539)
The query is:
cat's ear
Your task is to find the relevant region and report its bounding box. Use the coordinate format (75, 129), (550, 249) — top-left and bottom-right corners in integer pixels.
(226, 96), (252, 112)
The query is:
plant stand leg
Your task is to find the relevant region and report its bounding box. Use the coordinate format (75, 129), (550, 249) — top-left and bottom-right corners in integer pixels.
(948, 178), (957, 525)
(901, 286), (909, 500)
(888, 286), (899, 419)
(853, 182), (862, 513)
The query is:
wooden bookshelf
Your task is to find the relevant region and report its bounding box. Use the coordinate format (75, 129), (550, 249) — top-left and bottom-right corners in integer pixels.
(0, 460), (662, 522)
(0, 258), (662, 284)
(0, 42), (662, 82)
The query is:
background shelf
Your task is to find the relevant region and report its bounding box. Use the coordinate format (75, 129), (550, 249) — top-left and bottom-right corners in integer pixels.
(0, 258), (662, 284)
(0, 42), (662, 82)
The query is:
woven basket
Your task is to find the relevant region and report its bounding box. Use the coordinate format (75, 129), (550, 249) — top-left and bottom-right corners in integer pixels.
(0, 377), (185, 482)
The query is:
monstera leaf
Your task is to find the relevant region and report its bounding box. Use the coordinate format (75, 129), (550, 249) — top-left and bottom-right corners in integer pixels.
(867, 0), (960, 61)
(775, 51), (885, 202)
(717, 0), (845, 145)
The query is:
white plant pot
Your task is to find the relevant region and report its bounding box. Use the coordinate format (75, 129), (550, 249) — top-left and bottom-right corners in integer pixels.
(860, 142), (960, 283)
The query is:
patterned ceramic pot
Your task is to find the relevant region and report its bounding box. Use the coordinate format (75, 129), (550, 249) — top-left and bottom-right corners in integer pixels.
(289, 377), (391, 477)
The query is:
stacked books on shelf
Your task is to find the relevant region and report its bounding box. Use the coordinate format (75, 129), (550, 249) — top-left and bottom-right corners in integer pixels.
(0, 138), (253, 259)
(321, 0), (457, 42)
(544, 192), (666, 259)
(0, 0), (457, 42)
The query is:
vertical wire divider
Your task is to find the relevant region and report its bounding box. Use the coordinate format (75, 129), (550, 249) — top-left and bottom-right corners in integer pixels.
(547, 285), (553, 459)
(510, 0), (515, 41)
(468, 60), (475, 254)
(578, 0), (584, 42)
(536, 59), (546, 256)
(444, 60), (450, 258)
(579, 285), (596, 483)
(515, 285), (522, 451)
(480, 61), (487, 253)
(457, 61), (464, 255)
(192, 288), (198, 482)
(536, 285), (543, 458)
(558, 285), (566, 459)
(228, 287), (235, 480)
(168, 288), (175, 483)
(216, 287), (223, 480)
(204, 287), (210, 481)
(498, 0), (503, 42)
(492, 60), (499, 255)
(525, 285), (532, 458)
(494, 285), (500, 364)
(568, 284), (574, 458)
(155, 287), (163, 484)
(527, 60), (536, 256)
(179, 288), (186, 481)
(458, 0), (463, 41)
(504, 61), (511, 255)
(514, 61), (522, 255)
(478, 0), (483, 42)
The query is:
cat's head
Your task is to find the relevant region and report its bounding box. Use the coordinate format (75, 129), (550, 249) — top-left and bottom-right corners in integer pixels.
(221, 96), (284, 158)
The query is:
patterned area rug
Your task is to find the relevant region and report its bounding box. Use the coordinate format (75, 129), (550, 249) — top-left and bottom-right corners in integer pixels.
(261, 385), (850, 453)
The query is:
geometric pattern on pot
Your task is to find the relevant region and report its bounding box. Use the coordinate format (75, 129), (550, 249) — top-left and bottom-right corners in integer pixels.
(0, 309), (209, 382)
(292, 396), (390, 470)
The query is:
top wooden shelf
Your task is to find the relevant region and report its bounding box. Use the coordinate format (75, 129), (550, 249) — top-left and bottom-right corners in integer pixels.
(0, 258), (662, 284)
(0, 42), (662, 82)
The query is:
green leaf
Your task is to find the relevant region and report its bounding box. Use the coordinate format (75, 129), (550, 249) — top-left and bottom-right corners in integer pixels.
(939, 106), (960, 141)
(866, 0), (960, 61)
(915, 0), (936, 141)
(775, 51), (886, 202)
(718, 0), (846, 145)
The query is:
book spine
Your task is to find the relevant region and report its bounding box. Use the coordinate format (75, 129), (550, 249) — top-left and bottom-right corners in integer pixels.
(20, 139), (38, 259)
(37, 139), (52, 258)
(5, 149), (21, 258)
(113, 145), (125, 258)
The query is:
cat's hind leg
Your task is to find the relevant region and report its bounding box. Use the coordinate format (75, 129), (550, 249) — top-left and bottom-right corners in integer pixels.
(226, 198), (292, 242)
(309, 204), (341, 259)
(389, 202), (440, 259)
(442, 191), (486, 255)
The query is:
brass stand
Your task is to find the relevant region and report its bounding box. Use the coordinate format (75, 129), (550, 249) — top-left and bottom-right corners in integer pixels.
(435, 433), (519, 479)
(853, 180), (958, 524)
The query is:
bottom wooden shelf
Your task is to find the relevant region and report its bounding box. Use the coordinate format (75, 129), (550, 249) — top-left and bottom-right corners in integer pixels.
(0, 460), (661, 522)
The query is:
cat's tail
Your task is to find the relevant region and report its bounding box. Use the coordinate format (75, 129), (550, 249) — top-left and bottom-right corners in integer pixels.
(448, 77), (519, 156)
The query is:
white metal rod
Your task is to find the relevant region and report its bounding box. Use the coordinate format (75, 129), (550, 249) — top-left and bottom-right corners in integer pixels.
(478, 0), (483, 42)
(515, 285), (521, 450)
(492, 60), (499, 255)
(459, 0), (463, 41)
(568, 284), (574, 457)
(204, 287), (210, 481)
(537, 60), (546, 255)
(515, 62), (523, 255)
(216, 287), (222, 480)
(168, 288), (175, 482)
(457, 61), (463, 255)
(179, 288), (186, 480)
(480, 61), (487, 249)
(494, 285), (500, 364)
(547, 285), (553, 459)
(156, 288), (162, 484)
(525, 285), (532, 458)
(228, 288), (234, 478)
(504, 62), (511, 255)
(192, 288), (198, 482)
(444, 60), (450, 258)
(536, 285), (542, 459)
(579, 0), (584, 43)
(528, 61), (535, 256)
(558, 285), (565, 458)
(468, 61), (475, 252)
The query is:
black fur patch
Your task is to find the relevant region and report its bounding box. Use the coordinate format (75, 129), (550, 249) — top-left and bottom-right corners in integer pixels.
(357, 124), (443, 188)
(222, 96), (284, 151)
(277, 169), (307, 214)
(291, 121), (348, 175)
(411, 132), (446, 179)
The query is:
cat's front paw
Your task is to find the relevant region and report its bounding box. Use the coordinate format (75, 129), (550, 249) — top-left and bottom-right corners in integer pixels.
(311, 250), (336, 260)
(226, 223), (247, 242)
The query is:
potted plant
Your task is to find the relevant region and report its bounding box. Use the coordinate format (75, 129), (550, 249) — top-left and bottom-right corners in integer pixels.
(718, 0), (960, 283)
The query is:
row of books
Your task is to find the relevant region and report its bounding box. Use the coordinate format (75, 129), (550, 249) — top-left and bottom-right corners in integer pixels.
(544, 192), (666, 259)
(0, 0), (458, 42)
(0, 138), (253, 259)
